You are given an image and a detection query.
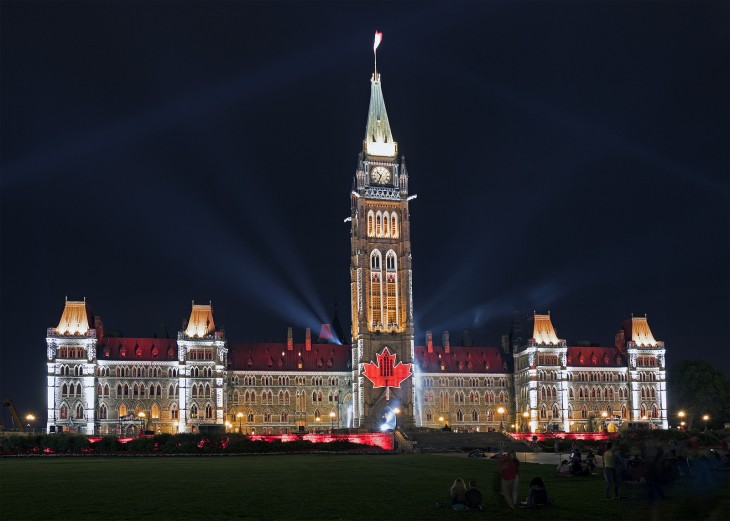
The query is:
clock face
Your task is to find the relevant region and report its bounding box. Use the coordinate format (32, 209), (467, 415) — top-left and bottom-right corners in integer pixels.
(371, 166), (392, 185)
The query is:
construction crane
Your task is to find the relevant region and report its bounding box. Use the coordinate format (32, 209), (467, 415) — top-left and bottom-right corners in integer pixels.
(2, 400), (25, 432)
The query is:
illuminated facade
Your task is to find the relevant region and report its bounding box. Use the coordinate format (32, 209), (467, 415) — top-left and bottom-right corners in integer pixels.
(44, 44), (668, 435)
(513, 313), (668, 432)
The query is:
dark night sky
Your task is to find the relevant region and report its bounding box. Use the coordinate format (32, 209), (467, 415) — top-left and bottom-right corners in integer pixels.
(1, 1), (728, 422)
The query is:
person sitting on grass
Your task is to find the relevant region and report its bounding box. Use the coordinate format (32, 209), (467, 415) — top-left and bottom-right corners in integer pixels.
(556, 459), (571, 476)
(523, 476), (550, 507)
(465, 480), (484, 510)
(450, 478), (468, 509)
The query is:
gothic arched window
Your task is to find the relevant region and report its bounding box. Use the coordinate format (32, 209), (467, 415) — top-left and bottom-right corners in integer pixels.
(370, 249), (383, 327)
(385, 250), (398, 327)
(382, 211), (390, 237)
(376, 211), (382, 237)
(391, 213), (398, 238)
(99, 404), (107, 419)
(367, 211), (374, 237)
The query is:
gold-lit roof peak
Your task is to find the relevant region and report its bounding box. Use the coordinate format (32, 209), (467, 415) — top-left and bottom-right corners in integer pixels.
(185, 301), (216, 338)
(56, 299), (92, 335)
(532, 312), (560, 345)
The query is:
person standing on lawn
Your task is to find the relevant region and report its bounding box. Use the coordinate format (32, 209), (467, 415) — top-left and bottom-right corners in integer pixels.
(603, 441), (619, 500)
(499, 450), (519, 509)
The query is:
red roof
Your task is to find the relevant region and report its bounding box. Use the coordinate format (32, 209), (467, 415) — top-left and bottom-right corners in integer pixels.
(566, 346), (626, 368)
(228, 342), (352, 372)
(414, 346), (509, 373)
(97, 338), (177, 361)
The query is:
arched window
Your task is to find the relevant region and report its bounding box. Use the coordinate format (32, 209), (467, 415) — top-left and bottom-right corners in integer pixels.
(382, 211), (390, 237)
(151, 404), (160, 419)
(124, 384), (129, 397)
(385, 250), (398, 327)
(367, 211), (374, 237)
(190, 404), (199, 418)
(192, 384), (198, 398)
(97, 384), (103, 396)
(376, 211), (382, 237)
(205, 404), (213, 419)
(391, 213), (398, 238)
(370, 250), (383, 327)
(471, 409), (479, 422)
(99, 404), (107, 419)
(62, 383), (68, 396)
(621, 404), (628, 419)
(552, 404), (560, 418)
(640, 404), (647, 418)
(456, 409), (464, 422)
(59, 404), (68, 419)
(581, 405), (588, 419)
(486, 409), (493, 421)
(205, 384), (211, 398)
(119, 404), (127, 417)
(440, 391), (449, 411)
(75, 403), (84, 419)
(171, 403), (179, 419)
(540, 404), (547, 419)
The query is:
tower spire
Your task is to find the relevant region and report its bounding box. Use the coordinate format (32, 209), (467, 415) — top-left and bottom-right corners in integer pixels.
(365, 31), (397, 158)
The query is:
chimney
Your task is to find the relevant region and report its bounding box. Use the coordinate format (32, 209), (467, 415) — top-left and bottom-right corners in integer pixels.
(305, 328), (312, 351)
(442, 331), (450, 353)
(615, 328), (625, 352)
(426, 331), (433, 353)
(287, 327), (293, 351)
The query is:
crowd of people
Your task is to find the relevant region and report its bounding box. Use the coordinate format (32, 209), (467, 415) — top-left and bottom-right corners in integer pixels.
(438, 435), (728, 511)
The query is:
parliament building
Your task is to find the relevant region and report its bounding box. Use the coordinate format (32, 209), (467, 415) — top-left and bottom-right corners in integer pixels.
(45, 52), (669, 437)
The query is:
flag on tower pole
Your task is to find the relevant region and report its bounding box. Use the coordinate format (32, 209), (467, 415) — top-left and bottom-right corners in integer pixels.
(374, 31), (382, 75)
(374, 31), (382, 52)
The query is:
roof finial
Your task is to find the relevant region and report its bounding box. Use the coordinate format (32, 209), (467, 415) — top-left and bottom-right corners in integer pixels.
(373, 30), (382, 79)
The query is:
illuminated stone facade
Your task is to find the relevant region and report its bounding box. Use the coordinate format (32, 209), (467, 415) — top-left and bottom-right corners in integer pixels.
(44, 51), (668, 436)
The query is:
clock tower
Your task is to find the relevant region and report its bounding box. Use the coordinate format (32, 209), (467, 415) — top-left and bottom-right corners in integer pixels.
(349, 41), (415, 429)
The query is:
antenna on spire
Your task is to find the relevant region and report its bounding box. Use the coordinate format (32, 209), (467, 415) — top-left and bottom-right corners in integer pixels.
(373, 31), (383, 78)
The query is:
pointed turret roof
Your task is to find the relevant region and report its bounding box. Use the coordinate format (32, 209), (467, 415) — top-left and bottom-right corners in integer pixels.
(56, 298), (94, 335)
(184, 302), (215, 338)
(626, 315), (658, 347)
(532, 312), (560, 345)
(364, 73), (397, 157)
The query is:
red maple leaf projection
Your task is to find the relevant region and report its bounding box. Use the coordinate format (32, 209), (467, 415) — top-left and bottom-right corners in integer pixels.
(362, 347), (412, 388)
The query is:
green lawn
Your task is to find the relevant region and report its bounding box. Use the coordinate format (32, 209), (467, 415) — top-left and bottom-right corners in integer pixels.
(1, 455), (727, 520)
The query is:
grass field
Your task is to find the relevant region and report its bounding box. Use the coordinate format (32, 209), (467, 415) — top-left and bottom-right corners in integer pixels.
(1, 454), (728, 520)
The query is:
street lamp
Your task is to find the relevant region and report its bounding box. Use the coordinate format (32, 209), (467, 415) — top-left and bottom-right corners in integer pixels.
(393, 407), (400, 431)
(522, 411), (529, 432)
(25, 414), (35, 432)
(329, 411), (336, 432)
(137, 412), (146, 435)
(497, 407), (505, 431)
(315, 416), (321, 432)
(702, 414), (710, 432)
(236, 412), (243, 433)
(438, 416), (445, 428)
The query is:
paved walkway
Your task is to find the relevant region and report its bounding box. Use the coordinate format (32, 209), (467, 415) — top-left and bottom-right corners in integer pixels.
(438, 451), (605, 467)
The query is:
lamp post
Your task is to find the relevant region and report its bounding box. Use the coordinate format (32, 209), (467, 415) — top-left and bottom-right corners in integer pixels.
(601, 411), (608, 432)
(678, 410), (686, 431)
(315, 416), (321, 433)
(393, 407), (400, 431)
(236, 412), (243, 433)
(522, 411), (529, 433)
(702, 414), (710, 432)
(25, 414), (35, 433)
(225, 421), (232, 432)
(497, 407), (505, 431)
(329, 411), (336, 432)
(137, 412), (146, 435)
